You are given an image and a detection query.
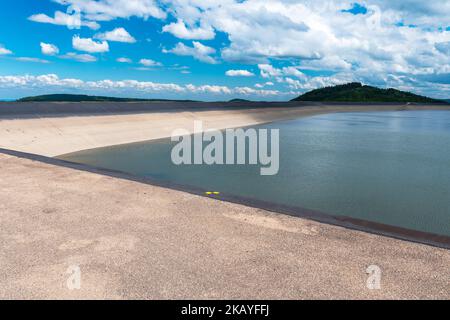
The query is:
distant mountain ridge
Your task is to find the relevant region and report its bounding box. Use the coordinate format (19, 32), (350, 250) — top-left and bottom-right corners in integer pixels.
(292, 82), (445, 103)
(228, 98), (252, 103)
(14, 87), (448, 104)
(18, 94), (197, 103)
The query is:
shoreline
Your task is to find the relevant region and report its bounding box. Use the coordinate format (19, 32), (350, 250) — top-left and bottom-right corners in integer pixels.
(1, 102), (449, 157)
(3, 146), (450, 249)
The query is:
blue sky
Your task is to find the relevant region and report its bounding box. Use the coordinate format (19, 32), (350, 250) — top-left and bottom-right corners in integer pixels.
(0, 0), (449, 100)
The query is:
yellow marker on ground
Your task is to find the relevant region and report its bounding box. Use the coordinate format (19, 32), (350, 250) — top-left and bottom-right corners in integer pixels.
(205, 192), (220, 195)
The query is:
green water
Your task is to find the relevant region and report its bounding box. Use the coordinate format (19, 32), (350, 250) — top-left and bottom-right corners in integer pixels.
(59, 111), (450, 237)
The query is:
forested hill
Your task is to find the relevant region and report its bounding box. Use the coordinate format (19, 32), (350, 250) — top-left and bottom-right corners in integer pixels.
(292, 83), (445, 103)
(18, 94), (197, 103)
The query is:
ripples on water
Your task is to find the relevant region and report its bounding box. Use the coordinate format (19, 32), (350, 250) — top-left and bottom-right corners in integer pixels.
(60, 111), (450, 237)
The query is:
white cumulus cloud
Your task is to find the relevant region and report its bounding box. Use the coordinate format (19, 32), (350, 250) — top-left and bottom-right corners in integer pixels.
(163, 41), (217, 64)
(52, 0), (166, 21)
(28, 11), (99, 30)
(40, 43), (59, 56)
(0, 46), (12, 55)
(139, 59), (162, 67)
(162, 20), (215, 40)
(117, 57), (132, 63)
(72, 36), (109, 53)
(15, 57), (50, 64)
(225, 70), (255, 77)
(61, 52), (97, 62)
(95, 27), (136, 43)
(158, 0), (450, 96)
(255, 82), (274, 88)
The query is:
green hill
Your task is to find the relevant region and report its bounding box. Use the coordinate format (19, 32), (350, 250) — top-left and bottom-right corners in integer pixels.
(18, 94), (197, 103)
(228, 98), (252, 103)
(292, 82), (444, 103)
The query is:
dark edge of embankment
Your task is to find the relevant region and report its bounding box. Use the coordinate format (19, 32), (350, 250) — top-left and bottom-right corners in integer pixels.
(0, 101), (311, 119)
(1, 147), (449, 250)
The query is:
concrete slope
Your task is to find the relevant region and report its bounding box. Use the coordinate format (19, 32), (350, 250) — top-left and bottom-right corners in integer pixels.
(0, 153), (449, 299)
